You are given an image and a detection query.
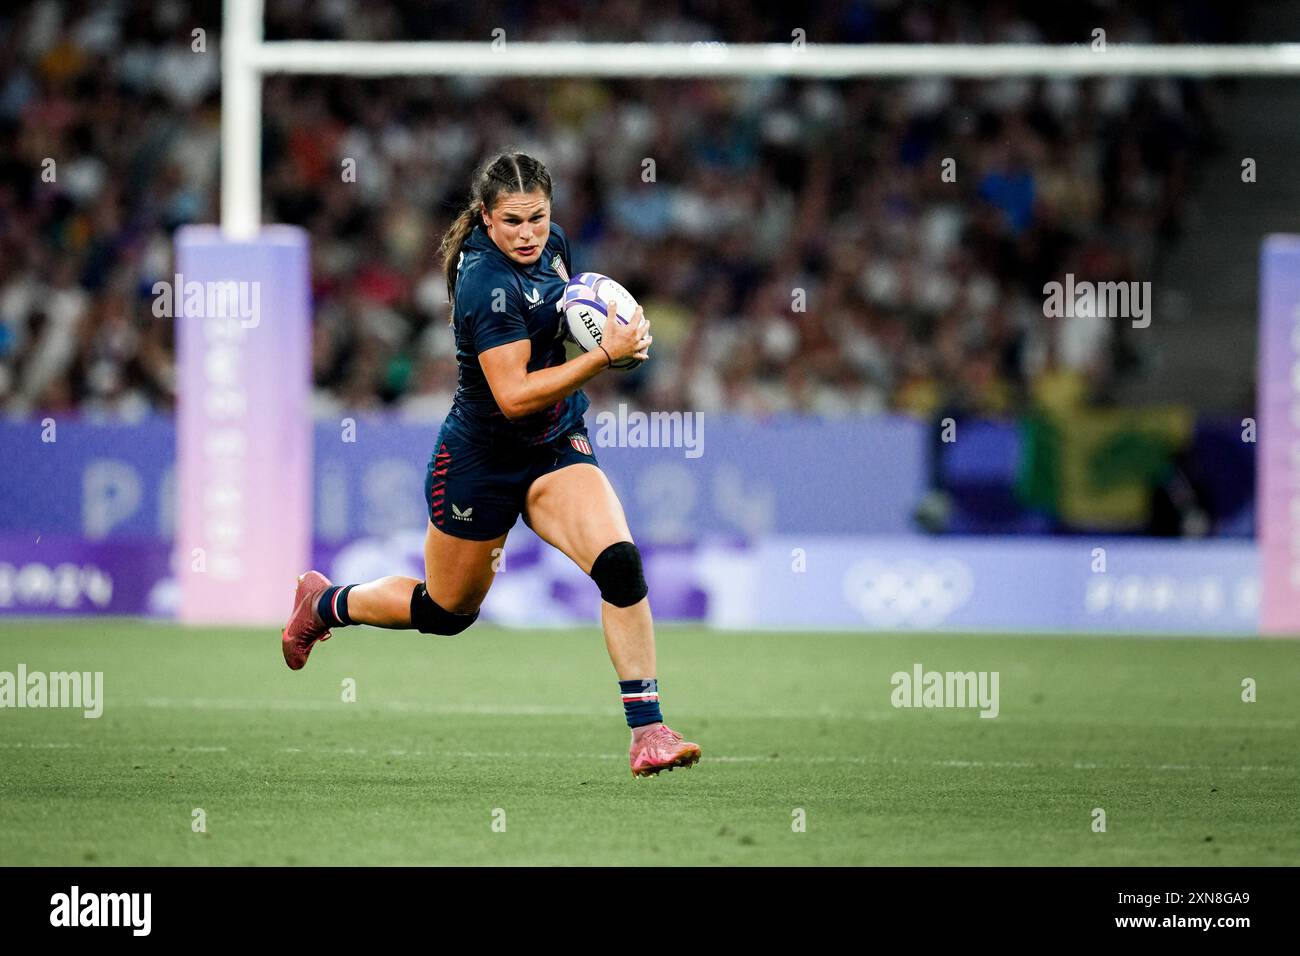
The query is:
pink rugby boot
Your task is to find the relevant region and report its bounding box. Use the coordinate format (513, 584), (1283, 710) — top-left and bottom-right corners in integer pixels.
(629, 724), (702, 778)
(281, 571), (334, 671)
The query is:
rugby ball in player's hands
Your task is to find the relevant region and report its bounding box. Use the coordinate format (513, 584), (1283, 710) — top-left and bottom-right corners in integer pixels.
(561, 272), (643, 370)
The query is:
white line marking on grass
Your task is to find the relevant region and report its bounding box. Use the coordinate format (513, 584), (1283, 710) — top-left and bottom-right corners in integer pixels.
(0, 742), (227, 753)
(0, 739), (1290, 773)
(141, 697), (607, 716)
(134, 698), (1299, 730)
(272, 746), (1293, 773)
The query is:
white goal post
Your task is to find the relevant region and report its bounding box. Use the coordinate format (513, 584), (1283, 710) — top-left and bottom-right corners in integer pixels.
(208, 0), (1300, 631)
(221, 0), (1300, 238)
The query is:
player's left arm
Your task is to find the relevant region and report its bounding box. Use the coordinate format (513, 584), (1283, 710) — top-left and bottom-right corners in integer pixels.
(481, 297), (650, 420)
(480, 338), (608, 421)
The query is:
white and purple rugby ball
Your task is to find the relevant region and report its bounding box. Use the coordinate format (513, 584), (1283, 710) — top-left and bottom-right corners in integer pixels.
(561, 272), (642, 370)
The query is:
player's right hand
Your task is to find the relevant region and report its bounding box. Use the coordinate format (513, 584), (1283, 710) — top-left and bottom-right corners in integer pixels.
(599, 300), (651, 365)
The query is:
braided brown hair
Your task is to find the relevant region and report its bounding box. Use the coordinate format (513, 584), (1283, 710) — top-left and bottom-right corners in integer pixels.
(438, 151), (554, 322)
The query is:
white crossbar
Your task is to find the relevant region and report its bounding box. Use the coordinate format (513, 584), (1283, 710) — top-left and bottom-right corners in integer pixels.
(220, 0), (1300, 236)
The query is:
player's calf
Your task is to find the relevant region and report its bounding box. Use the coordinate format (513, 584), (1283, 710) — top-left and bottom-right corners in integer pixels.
(594, 544), (702, 777)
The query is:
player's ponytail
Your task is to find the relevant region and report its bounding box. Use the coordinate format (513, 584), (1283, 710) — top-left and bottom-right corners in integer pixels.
(439, 202), (481, 320)
(439, 151), (554, 323)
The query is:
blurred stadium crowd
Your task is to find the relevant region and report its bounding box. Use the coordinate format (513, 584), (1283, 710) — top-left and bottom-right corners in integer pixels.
(0, 0), (1239, 421)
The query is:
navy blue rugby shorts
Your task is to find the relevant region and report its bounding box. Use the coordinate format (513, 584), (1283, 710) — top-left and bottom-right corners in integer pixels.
(424, 421), (599, 541)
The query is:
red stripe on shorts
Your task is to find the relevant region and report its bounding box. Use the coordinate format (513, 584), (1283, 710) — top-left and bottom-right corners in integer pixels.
(430, 441), (451, 515)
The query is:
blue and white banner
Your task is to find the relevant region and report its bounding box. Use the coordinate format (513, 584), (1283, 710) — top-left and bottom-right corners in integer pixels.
(716, 535), (1259, 634)
(0, 416), (1262, 633)
(0, 413), (928, 543)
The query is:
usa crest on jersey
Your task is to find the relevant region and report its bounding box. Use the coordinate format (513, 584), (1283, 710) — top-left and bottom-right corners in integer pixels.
(569, 433), (592, 456)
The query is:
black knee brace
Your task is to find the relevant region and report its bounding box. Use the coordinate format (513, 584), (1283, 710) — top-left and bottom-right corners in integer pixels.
(590, 541), (648, 608)
(410, 583), (479, 635)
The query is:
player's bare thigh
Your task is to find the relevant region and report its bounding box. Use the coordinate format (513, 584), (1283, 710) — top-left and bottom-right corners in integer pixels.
(422, 519), (507, 613)
(523, 463), (632, 572)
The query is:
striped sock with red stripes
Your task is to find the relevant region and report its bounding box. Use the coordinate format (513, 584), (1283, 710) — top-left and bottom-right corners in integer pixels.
(317, 585), (355, 628)
(619, 678), (662, 728)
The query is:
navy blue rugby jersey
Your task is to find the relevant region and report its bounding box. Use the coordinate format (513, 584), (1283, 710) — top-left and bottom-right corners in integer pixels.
(444, 220), (589, 446)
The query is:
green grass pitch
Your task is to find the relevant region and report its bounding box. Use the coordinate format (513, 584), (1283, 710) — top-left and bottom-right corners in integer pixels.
(1, 620), (1297, 866)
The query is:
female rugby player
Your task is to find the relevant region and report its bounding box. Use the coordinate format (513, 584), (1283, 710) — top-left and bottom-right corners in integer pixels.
(280, 151), (701, 778)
